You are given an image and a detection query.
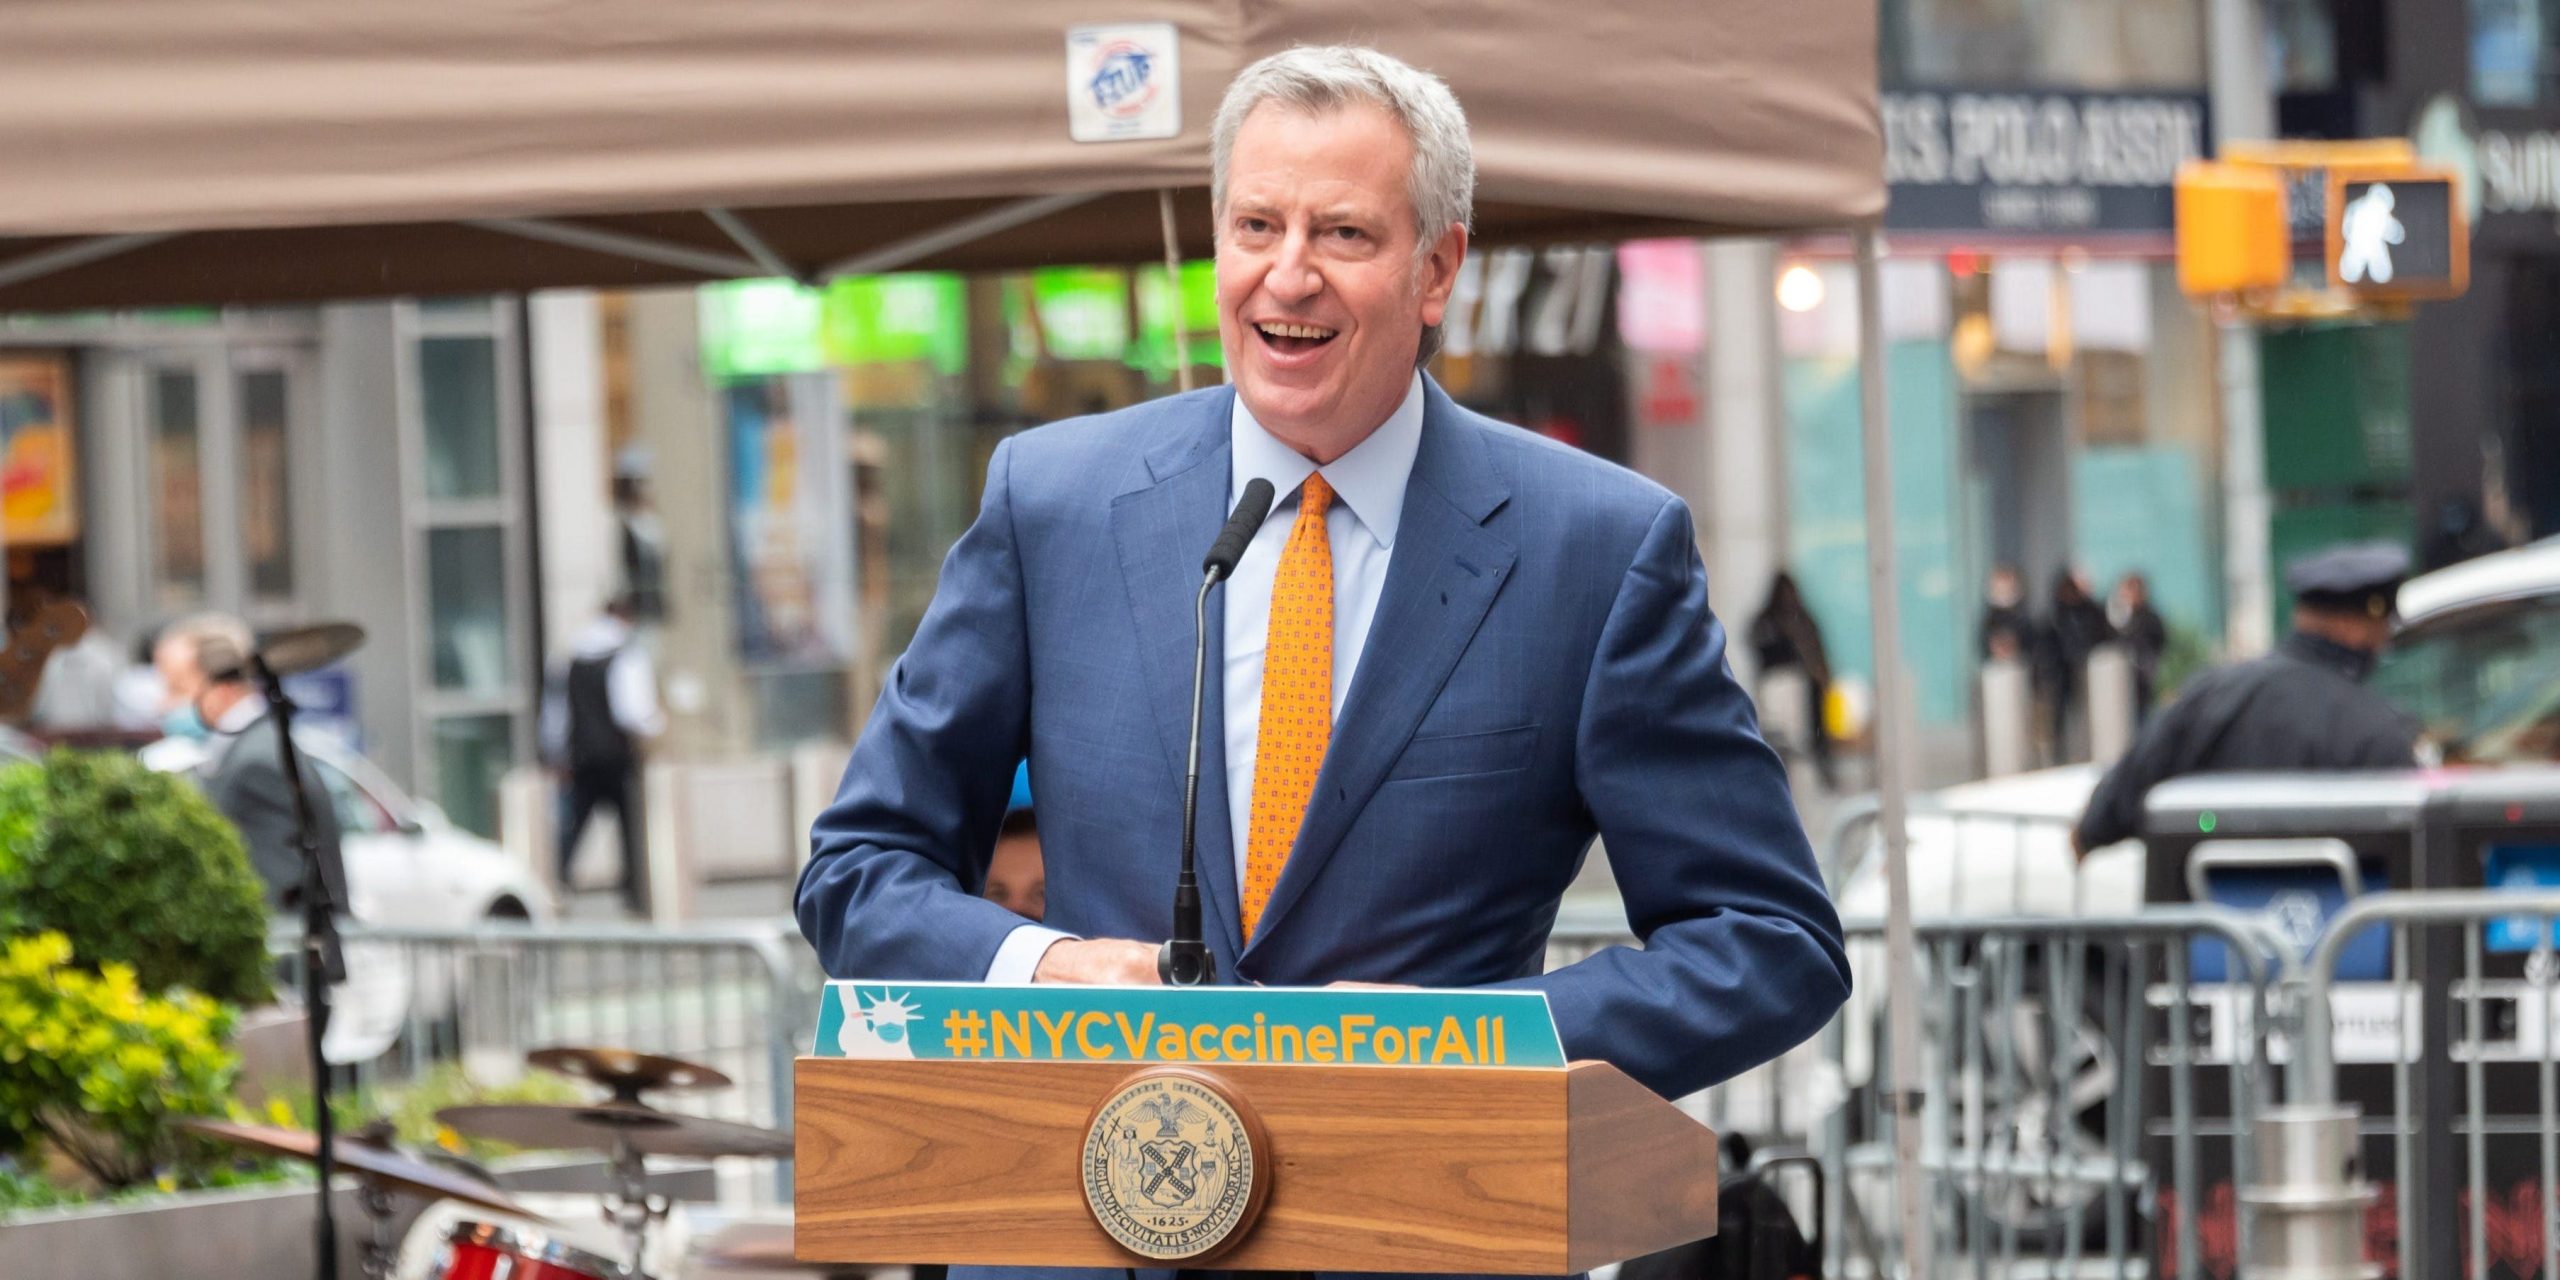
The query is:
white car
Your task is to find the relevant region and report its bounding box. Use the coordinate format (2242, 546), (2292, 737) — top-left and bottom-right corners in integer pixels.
(142, 730), (551, 929)
(143, 731), (551, 1061)
(1823, 534), (2560, 1182)
(1835, 534), (2560, 929)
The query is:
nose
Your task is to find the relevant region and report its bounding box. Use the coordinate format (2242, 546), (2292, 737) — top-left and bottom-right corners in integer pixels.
(1265, 228), (1323, 304)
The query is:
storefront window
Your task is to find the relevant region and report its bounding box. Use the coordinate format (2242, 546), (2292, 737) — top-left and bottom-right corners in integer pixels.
(148, 368), (206, 610)
(420, 336), (502, 500)
(2472, 0), (2549, 105)
(1886, 0), (2205, 88)
(431, 712), (514, 838)
(240, 368), (293, 599)
(2269, 0), (2340, 92)
(426, 525), (510, 695)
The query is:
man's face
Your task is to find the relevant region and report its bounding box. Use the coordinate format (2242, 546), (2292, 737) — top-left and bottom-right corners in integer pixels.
(153, 637), (202, 710)
(986, 831), (1046, 922)
(1216, 101), (1466, 456)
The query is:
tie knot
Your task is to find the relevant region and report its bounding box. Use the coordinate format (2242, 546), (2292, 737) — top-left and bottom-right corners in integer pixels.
(1300, 472), (1334, 516)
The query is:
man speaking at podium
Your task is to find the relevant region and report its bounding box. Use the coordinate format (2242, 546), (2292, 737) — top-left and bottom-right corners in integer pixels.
(798, 45), (1848, 1108)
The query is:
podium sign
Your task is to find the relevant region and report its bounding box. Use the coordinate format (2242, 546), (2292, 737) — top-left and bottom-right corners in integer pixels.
(815, 981), (1565, 1068)
(796, 986), (1720, 1273)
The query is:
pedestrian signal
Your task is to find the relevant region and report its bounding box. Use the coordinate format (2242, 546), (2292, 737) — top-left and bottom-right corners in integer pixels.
(2325, 166), (2467, 300)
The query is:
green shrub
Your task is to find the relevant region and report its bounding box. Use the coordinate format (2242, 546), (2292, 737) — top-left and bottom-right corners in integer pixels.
(0, 933), (241, 1189)
(0, 751), (271, 1006)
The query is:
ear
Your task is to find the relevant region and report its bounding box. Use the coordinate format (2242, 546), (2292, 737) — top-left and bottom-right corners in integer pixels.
(1417, 225), (1469, 327)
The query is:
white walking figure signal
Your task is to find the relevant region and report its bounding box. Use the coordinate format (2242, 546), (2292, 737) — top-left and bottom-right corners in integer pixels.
(2338, 183), (2406, 285)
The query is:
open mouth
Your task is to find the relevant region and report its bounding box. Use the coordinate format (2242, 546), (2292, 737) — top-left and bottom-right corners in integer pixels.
(1255, 321), (1339, 356)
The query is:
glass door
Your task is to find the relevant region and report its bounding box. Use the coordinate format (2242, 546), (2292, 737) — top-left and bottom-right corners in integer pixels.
(130, 344), (317, 623)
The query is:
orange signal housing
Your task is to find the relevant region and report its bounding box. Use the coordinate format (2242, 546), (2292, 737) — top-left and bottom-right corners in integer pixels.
(2175, 161), (2290, 297)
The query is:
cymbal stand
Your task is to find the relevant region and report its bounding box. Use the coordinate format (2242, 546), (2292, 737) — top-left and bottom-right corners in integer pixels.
(357, 1181), (400, 1280)
(605, 1136), (669, 1278)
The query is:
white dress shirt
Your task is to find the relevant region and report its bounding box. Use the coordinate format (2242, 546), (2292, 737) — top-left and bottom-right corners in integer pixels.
(537, 615), (666, 764)
(986, 374), (1426, 982)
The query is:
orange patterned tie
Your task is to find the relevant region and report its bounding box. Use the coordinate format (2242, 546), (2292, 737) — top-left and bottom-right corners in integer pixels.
(1241, 473), (1334, 940)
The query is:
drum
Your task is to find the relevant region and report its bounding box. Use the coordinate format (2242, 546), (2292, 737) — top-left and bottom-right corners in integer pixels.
(435, 1220), (633, 1280)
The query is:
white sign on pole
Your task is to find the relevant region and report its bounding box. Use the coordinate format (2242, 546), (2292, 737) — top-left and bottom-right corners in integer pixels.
(1066, 24), (1181, 143)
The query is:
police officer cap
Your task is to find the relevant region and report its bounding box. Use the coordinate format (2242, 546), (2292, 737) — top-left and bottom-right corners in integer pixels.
(2285, 541), (2411, 617)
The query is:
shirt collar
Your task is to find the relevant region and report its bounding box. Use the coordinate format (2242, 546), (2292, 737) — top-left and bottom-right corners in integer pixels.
(571, 615), (631, 658)
(1228, 372), (1425, 549)
(214, 693), (268, 735)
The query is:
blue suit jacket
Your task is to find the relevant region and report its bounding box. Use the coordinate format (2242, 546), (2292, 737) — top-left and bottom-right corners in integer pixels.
(798, 377), (1847, 1098)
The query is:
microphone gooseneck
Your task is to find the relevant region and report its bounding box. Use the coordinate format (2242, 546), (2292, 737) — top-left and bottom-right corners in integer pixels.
(1161, 478), (1276, 987)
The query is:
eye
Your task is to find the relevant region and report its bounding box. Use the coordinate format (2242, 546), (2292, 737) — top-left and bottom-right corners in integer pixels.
(1328, 225), (1367, 241)
(1236, 216), (1274, 236)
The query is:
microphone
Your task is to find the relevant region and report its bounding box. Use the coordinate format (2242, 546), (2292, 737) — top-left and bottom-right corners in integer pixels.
(1203, 480), (1274, 581)
(1161, 478), (1275, 986)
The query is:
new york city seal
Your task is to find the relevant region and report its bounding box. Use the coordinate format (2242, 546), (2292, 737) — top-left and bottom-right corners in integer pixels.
(1081, 1068), (1269, 1261)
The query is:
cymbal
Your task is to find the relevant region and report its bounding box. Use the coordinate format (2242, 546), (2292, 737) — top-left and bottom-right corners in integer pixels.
(180, 1119), (540, 1220)
(255, 622), (367, 677)
(526, 1046), (732, 1101)
(436, 1103), (792, 1160)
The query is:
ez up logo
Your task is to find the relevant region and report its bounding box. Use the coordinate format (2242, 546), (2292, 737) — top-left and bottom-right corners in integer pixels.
(1088, 42), (1159, 121)
(1068, 24), (1182, 143)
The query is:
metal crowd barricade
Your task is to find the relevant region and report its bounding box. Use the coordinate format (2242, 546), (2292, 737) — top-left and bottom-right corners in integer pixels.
(270, 918), (815, 1202)
(1824, 909), (2293, 1280)
(1556, 898), (2294, 1279)
(2295, 889), (2560, 1280)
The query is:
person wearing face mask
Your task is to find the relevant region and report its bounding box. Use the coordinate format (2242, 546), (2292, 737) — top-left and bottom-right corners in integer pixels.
(151, 613), (346, 914)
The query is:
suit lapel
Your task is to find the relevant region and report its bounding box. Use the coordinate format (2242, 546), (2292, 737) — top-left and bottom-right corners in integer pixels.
(1109, 392), (1247, 964)
(1244, 384), (1516, 951)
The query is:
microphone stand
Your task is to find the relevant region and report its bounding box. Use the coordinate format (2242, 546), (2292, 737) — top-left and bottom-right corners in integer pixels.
(1159, 476), (1269, 988)
(1160, 574), (1220, 988)
(251, 656), (347, 1280)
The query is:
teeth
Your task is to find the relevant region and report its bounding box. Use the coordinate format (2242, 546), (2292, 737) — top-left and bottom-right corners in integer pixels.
(1257, 322), (1336, 340)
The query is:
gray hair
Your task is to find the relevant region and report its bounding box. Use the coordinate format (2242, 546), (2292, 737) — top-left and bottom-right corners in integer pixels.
(1210, 46), (1476, 255)
(164, 612), (255, 683)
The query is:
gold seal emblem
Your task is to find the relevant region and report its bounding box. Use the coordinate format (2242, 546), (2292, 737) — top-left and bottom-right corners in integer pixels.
(1081, 1068), (1269, 1261)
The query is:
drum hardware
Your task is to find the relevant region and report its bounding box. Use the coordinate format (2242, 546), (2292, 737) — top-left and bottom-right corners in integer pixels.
(181, 1117), (541, 1280)
(437, 1219), (634, 1280)
(436, 1046), (791, 1278)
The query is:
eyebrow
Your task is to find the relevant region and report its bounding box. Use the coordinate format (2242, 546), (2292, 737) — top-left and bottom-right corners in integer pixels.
(1224, 199), (1385, 227)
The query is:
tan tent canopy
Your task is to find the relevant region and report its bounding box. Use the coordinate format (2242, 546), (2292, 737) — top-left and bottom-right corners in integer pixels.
(0, 0), (1877, 309)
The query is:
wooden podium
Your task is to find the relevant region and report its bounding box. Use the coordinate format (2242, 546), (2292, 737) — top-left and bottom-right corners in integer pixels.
(793, 1057), (1721, 1274)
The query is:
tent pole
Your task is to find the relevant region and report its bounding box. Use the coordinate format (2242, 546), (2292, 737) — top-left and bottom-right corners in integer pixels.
(1856, 222), (1930, 1279)
(704, 207), (806, 284)
(1159, 190), (1193, 393)
(468, 217), (761, 278)
(0, 233), (175, 290)
(816, 191), (1099, 280)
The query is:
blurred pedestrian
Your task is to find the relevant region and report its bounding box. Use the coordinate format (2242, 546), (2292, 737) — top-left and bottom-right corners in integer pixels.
(2109, 572), (2168, 722)
(21, 591), (135, 733)
(2075, 542), (2420, 853)
(539, 595), (664, 915)
(165, 613), (347, 913)
(114, 624), (168, 731)
(2038, 568), (2115, 763)
(2420, 496), (2508, 570)
(614, 457), (668, 623)
(1749, 571), (1836, 789)
(1978, 565), (2033, 663)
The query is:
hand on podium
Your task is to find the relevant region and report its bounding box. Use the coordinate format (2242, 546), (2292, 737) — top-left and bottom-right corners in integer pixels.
(1033, 937), (1162, 984)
